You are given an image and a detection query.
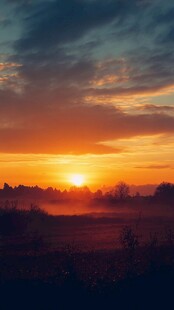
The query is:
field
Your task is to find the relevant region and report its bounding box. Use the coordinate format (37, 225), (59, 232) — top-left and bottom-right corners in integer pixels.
(1, 200), (174, 309)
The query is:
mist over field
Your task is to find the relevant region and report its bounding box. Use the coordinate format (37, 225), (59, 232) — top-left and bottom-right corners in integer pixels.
(1, 195), (174, 251)
(40, 200), (174, 250)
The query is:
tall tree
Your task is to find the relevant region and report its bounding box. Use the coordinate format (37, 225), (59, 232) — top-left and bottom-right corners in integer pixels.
(114, 181), (130, 201)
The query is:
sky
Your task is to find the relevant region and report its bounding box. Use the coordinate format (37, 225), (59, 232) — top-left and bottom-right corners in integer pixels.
(0, 0), (174, 189)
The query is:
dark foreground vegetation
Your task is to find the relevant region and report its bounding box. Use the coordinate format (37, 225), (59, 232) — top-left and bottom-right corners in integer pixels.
(1, 250), (174, 309)
(1, 203), (174, 309)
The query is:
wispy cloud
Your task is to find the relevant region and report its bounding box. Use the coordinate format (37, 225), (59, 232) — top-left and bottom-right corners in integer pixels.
(135, 165), (171, 169)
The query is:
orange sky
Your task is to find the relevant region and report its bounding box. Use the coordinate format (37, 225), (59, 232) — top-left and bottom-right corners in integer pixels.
(0, 142), (174, 190)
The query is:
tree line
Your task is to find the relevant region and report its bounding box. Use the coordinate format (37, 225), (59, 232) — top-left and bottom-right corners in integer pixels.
(0, 181), (174, 203)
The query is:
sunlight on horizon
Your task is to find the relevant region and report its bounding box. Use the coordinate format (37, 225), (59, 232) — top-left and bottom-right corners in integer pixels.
(69, 174), (85, 187)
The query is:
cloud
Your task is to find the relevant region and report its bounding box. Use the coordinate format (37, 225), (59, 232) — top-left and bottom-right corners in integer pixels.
(0, 62), (21, 71)
(7, 0), (174, 99)
(139, 104), (174, 114)
(14, 0), (141, 52)
(1, 0), (174, 155)
(0, 17), (11, 27)
(155, 6), (174, 25)
(135, 165), (171, 169)
(158, 26), (174, 46)
(0, 87), (174, 154)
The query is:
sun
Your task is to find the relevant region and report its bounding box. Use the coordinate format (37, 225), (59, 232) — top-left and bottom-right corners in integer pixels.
(70, 174), (85, 187)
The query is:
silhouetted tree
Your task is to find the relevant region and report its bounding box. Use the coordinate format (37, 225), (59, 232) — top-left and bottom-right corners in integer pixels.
(113, 181), (130, 201)
(93, 189), (103, 199)
(3, 183), (13, 197)
(154, 182), (174, 203)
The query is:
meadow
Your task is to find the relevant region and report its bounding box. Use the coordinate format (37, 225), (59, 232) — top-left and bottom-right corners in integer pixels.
(1, 198), (174, 309)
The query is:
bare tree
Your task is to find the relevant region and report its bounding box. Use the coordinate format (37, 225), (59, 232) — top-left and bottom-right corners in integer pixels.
(113, 181), (130, 201)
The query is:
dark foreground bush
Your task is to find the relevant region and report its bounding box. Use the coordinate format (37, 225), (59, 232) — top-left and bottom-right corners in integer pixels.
(0, 203), (48, 236)
(0, 203), (50, 254)
(0, 206), (28, 236)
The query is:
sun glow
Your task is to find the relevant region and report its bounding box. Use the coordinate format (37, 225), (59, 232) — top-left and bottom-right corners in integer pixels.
(70, 174), (85, 186)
